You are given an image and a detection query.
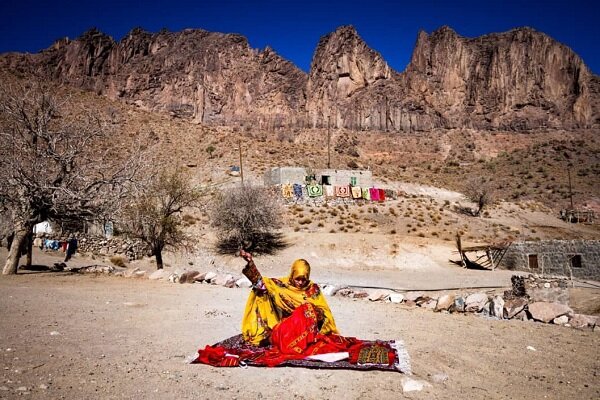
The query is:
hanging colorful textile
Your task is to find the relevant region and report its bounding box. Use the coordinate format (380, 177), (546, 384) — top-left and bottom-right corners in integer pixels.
(281, 184), (294, 198)
(293, 183), (303, 199)
(378, 188), (386, 202)
(307, 184), (323, 197)
(351, 186), (362, 199)
(335, 185), (350, 198)
(369, 188), (380, 201)
(324, 185), (334, 197)
(362, 187), (370, 200)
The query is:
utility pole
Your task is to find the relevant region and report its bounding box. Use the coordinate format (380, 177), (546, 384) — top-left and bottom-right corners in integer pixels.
(238, 138), (244, 186)
(327, 115), (331, 169)
(567, 166), (573, 210)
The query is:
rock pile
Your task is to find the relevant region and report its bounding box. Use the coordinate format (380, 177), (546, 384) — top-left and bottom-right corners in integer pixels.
(76, 235), (148, 260)
(70, 265), (599, 330)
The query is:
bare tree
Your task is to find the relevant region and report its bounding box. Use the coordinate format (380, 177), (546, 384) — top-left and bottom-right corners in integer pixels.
(119, 169), (203, 269)
(463, 177), (496, 217)
(210, 185), (286, 254)
(0, 80), (140, 274)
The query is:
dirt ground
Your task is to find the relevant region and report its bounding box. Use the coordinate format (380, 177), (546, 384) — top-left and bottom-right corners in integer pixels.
(0, 248), (599, 400)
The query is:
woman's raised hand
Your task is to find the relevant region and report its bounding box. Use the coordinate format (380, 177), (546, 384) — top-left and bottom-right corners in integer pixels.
(239, 249), (253, 263)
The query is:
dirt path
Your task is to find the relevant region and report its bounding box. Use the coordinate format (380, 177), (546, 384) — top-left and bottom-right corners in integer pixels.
(0, 272), (598, 400)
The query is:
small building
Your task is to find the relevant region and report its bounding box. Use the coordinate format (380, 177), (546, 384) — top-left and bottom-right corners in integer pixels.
(264, 167), (308, 186)
(499, 240), (600, 280)
(264, 167), (372, 187)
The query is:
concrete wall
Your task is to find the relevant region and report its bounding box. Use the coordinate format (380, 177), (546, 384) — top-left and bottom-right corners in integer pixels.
(500, 240), (600, 280)
(265, 167), (373, 188)
(315, 169), (373, 187)
(264, 167), (307, 185)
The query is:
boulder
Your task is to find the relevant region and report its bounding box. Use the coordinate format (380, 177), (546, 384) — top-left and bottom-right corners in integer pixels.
(368, 290), (391, 302)
(352, 291), (369, 299)
(203, 271), (217, 283)
(465, 292), (488, 312)
(235, 277), (252, 288)
(490, 296), (505, 319)
(528, 288), (569, 305)
(422, 299), (438, 310)
(211, 274), (235, 286)
(179, 270), (200, 284)
(504, 297), (528, 319)
(568, 314), (595, 329)
(322, 285), (340, 296)
(553, 315), (569, 325)
(435, 294), (455, 311)
(451, 297), (465, 313)
(133, 270), (146, 278)
(528, 302), (573, 323)
(388, 293), (404, 303)
(124, 267), (140, 278)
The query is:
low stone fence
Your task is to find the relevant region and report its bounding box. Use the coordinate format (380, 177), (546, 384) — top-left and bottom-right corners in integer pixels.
(76, 235), (148, 260)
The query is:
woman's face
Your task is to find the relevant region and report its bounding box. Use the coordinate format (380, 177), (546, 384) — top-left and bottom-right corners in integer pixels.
(292, 276), (308, 288)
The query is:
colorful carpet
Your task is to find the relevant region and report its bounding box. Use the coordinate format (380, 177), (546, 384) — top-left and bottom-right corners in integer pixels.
(192, 334), (411, 373)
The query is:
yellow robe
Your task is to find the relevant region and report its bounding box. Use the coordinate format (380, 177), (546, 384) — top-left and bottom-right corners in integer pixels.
(241, 276), (338, 345)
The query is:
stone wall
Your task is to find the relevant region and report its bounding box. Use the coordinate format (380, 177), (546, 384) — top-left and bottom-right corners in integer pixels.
(500, 240), (600, 280)
(76, 234), (149, 260)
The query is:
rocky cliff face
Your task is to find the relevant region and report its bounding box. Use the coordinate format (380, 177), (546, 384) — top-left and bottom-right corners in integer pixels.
(1, 27), (307, 127)
(1, 25), (597, 132)
(403, 26), (596, 130)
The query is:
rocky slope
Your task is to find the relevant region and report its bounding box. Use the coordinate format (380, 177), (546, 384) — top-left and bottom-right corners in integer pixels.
(1, 25), (598, 132)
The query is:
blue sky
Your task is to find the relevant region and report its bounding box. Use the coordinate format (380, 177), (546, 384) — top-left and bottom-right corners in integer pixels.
(1, 0), (598, 74)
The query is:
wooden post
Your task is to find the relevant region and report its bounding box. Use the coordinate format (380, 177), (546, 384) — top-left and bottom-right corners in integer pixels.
(327, 115), (331, 169)
(238, 138), (244, 186)
(568, 167), (574, 210)
(487, 249), (496, 271)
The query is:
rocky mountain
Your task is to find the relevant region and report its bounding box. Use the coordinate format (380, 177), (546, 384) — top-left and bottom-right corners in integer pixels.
(1, 27), (307, 127)
(1, 25), (598, 132)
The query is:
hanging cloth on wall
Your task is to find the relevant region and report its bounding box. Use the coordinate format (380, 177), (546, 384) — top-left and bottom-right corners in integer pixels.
(293, 183), (304, 199)
(362, 188), (370, 200)
(307, 184), (323, 197)
(378, 188), (386, 202)
(335, 185), (350, 198)
(324, 185), (334, 197)
(281, 184), (294, 198)
(351, 186), (362, 199)
(369, 188), (380, 202)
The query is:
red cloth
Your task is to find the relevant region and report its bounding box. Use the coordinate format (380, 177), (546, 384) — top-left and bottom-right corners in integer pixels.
(194, 303), (397, 368)
(378, 188), (386, 202)
(369, 188), (379, 201)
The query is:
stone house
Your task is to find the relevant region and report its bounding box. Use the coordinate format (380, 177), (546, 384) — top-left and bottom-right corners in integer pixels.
(500, 240), (600, 280)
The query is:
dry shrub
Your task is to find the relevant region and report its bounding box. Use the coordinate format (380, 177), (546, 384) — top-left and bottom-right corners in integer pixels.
(109, 255), (128, 268)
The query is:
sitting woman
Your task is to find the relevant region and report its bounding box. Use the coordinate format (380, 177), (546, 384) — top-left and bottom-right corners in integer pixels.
(193, 250), (407, 371)
(239, 249), (338, 346)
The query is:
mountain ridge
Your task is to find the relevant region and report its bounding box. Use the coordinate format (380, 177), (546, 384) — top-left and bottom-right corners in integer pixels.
(1, 24), (598, 131)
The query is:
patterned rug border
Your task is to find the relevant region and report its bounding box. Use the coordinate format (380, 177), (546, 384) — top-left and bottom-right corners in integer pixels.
(203, 334), (411, 374)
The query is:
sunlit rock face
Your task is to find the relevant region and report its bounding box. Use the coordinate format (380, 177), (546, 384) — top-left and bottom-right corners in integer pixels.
(1, 25), (597, 132)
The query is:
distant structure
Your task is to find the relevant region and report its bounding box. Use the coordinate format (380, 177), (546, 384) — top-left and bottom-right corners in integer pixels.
(500, 240), (600, 280)
(264, 167), (372, 187)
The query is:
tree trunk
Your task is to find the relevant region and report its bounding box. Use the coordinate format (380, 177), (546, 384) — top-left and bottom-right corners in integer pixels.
(155, 248), (164, 270)
(25, 231), (33, 267)
(2, 225), (29, 275)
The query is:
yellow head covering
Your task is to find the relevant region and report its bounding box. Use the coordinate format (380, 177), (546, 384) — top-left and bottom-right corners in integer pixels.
(289, 259), (310, 287)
